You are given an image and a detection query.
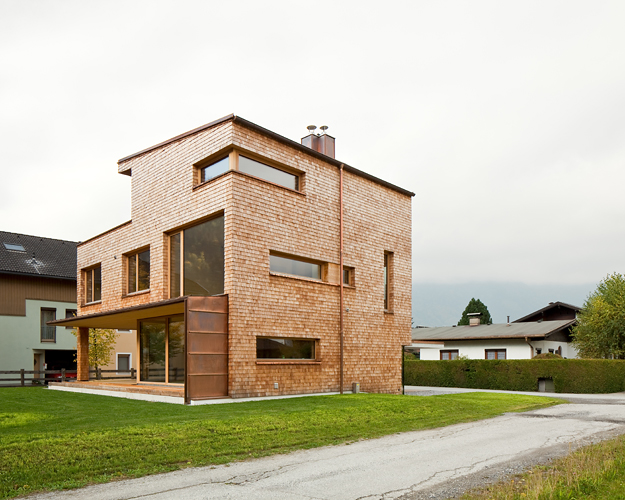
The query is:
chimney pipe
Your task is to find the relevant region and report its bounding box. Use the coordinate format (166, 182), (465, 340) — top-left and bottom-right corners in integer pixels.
(301, 125), (335, 158)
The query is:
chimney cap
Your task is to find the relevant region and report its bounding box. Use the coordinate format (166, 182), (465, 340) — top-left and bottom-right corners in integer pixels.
(307, 125), (317, 134)
(467, 312), (482, 317)
(320, 125), (328, 134)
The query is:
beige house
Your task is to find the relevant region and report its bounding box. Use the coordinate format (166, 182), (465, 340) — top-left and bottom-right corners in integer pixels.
(53, 115), (413, 403)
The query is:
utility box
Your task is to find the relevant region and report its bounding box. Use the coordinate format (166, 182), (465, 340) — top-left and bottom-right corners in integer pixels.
(538, 378), (555, 393)
(352, 382), (360, 394)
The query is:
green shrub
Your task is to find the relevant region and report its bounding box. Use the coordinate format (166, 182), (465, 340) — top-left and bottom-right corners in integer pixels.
(403, 359), (625, 393)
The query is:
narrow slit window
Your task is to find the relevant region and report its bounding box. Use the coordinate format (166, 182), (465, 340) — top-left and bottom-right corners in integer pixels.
(238, 155), (299, 191)
(270, 254), (321, 280)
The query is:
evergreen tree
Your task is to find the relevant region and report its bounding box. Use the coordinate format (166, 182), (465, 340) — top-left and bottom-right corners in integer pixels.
(458, 298), (492, 325)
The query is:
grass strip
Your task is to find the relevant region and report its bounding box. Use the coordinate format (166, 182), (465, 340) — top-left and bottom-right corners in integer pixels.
(0, 387), (560, 499)
(461, 433), (625, 499)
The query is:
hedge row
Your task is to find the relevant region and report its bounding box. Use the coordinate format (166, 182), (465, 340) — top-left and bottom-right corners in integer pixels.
(403, 359), (625, 393)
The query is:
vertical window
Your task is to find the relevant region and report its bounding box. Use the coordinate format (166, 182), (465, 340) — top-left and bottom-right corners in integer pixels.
(117, 353), (130, 372)
(40, 308), (56, 342)
(384, 252), (393, 310)
(169, 215), (224, 298)
(127, 248), (150, 294)
(343, 267), (354, 286)
(139, 315), (185, 383)
(84, 265), (101, 303)
(485, 349), (506, 360)
(440, 350), (458, 360)
(65, 309), (77, 329)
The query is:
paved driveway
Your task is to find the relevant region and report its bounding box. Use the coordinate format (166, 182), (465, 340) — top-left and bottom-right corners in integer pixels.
(30, 388), (625, 500)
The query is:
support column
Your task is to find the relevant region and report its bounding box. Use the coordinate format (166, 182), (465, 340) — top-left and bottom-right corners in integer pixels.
(77, 327), (90, 381)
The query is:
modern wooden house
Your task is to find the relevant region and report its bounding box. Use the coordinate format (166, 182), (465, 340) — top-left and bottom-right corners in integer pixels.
(52, 115), (414, 403)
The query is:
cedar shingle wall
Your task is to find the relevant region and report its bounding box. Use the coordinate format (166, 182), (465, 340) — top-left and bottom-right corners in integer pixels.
(77, 120), (411, 397)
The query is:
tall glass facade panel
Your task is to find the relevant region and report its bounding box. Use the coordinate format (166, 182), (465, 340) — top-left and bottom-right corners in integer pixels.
(183, 216), (224, 296)
(168, 316), (185, 383)
(140, 319), (166, 382)
(170, 233), (181, 298)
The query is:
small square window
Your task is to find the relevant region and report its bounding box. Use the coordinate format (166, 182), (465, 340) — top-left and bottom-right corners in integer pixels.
(343, 267), (354, 286)
(486, 349), (506, 360)
(440, 350), (458, 360)
(201, 156), (230, 183)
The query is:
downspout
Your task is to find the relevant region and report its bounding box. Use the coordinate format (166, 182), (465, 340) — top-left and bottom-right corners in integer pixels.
(525, 336), (534, 359)
(339, 164), (345, 394)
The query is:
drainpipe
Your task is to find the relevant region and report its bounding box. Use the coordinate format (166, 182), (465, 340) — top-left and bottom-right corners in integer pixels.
(525, 337), (534, 359)
(339, 164), (344, 394)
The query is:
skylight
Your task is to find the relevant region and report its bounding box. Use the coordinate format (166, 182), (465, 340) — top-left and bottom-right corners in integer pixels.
(3, 243), (25, 252)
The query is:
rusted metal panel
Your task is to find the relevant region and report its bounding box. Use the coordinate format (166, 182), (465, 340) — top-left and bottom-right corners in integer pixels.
(186, 295), (228, 401)
(187, 295), (228, 314)
(187, 374), (228, 399)
(187, 311), (228, 333)
(188, 333), (227, 353)
(188, 354), (228, 374)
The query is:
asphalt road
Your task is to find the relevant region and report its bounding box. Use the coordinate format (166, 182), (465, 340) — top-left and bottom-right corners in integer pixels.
(29, 388), (625, 500)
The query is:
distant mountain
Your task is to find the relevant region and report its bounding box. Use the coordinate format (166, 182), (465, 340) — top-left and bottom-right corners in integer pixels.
(412, 282), (594, 327)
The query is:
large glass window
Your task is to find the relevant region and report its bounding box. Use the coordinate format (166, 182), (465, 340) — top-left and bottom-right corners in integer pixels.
(169, 216), (224, 298)
(270, 254), (321, 280)
(84, 265), (101, 303)
(139, 315), (185, 384)
(128, 249), (150, 294)
(256, 337), (316, 360)
(201, 156), (230, 183)
(239, 155), (299, 191)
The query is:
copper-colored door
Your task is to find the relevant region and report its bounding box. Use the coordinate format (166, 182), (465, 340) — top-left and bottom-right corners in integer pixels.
(185, 296), (228, 401)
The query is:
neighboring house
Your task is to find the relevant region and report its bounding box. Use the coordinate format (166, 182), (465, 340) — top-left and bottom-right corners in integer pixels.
(513, 301), (581, 323)
(412, 320), (578, 360)
(53, 114), (414, 402)
(0, 231), (78, 379)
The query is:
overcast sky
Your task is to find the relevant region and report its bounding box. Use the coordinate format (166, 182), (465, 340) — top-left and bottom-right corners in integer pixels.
(1, 0), (624, 288)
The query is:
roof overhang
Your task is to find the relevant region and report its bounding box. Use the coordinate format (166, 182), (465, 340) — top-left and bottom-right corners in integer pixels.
(48, 297), (186, 330)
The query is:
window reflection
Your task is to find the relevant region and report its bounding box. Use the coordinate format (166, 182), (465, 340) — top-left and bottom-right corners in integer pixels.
(201, 157), (229, 183)
(140, 319), (166, 382)
(168, 316), (185, 383)
(270, 255), (321, 280)
(239, 155), (298, 190)
(256, 337), (315, 359)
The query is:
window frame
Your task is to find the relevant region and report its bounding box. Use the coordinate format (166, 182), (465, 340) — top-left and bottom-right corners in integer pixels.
(269, 252), (323, 281)
(343, 266), (355, 286)
(116, 353), (132, 374)
(256, 336), (318, 362)
(440, 350), (459, 360)
(194, 148), (303, 193)
(125, 247), (151, 295)
(64, 309), (77, 330)
(168, 214), (225, 299)
(40, 308), (56, 343)
(485, 349), (507, 360)
(384, 251), (394, 312)
(83, 265), (102, 304)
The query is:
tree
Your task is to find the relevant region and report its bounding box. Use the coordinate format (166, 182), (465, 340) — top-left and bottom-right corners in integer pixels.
(458, 298), (492, 325)
(572, 273), (625, 359)
(71, 328), (118, 368)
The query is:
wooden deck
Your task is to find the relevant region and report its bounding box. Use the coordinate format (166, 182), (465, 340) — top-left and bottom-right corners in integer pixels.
(49, 380), (184, 397)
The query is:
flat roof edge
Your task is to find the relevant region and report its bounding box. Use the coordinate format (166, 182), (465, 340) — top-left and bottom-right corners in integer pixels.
(116, 114), (415, 197)
(78, 220), (132, 248)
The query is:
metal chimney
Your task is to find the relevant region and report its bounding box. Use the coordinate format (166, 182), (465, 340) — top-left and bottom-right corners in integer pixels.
(301, 124), (335, 159)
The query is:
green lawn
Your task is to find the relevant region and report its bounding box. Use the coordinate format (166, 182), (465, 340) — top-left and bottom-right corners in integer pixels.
(0, 387), (560, 499)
